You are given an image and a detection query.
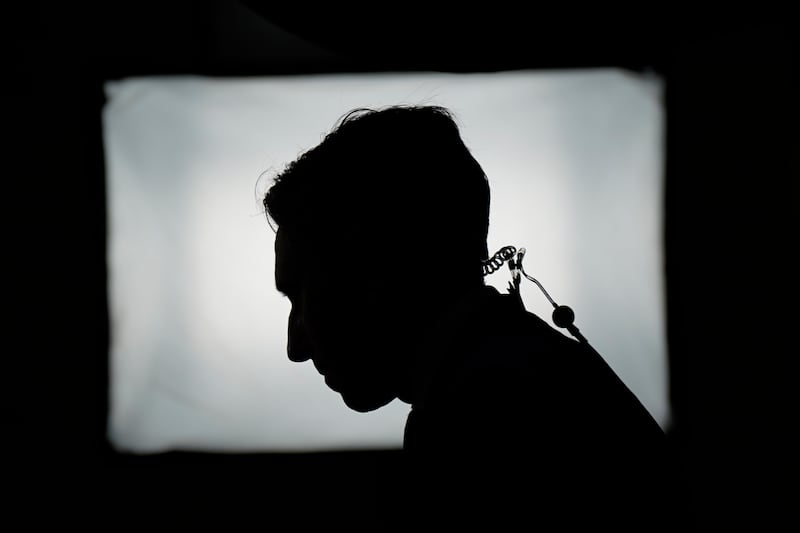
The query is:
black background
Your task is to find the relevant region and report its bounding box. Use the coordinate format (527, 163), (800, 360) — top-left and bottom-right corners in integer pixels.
(8, 1), (794, 529)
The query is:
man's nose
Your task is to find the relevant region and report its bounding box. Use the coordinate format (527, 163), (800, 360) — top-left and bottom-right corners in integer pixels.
(287, 308), (313, 362)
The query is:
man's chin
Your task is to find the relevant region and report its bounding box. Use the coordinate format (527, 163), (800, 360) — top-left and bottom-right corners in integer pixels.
(339, 389), (395, 413)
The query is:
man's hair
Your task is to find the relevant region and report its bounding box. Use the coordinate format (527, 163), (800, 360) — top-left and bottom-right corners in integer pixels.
(263, 105), (490, 283)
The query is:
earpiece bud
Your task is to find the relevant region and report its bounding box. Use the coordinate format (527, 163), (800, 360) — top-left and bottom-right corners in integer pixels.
(552, 305), (575, 328)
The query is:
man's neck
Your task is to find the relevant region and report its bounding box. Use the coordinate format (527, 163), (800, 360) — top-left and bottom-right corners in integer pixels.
(397, 284), (500, 407)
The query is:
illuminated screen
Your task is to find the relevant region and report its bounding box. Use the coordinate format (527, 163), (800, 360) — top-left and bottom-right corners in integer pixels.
(104, 69), (667, 453)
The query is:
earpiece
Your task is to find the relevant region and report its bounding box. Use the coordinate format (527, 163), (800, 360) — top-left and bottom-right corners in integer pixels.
(482, 245), (591, 349)
(552, 305), (575, 329)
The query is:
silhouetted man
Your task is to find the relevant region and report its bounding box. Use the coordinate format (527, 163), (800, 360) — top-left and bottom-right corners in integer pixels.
(264, 106), (671, 530)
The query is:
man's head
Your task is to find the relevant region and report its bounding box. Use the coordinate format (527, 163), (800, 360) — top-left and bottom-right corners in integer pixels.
(264, 105), (490, 411)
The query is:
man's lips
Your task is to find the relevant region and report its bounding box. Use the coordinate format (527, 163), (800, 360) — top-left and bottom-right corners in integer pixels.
(312, 359), (328, 376)
(324, 374), (341, 392)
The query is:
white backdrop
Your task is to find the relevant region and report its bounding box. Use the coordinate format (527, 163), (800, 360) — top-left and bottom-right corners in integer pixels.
(103, 69), (667, 453)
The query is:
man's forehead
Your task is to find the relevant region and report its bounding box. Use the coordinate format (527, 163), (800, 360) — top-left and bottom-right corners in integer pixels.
(275, 228), (314, 255)
(274, 227), (356, 291)
(274, 228), (290, 254)
(275, 229), (302, 292)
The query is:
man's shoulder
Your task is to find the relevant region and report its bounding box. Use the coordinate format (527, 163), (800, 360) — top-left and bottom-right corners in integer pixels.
(456, 297), (582, 377)
(437, 292), (662, 436)
(425, 296), (579, 414)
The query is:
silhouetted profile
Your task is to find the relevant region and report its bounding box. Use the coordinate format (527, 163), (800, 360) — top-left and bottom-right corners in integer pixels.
(264, 106), (671, 530)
